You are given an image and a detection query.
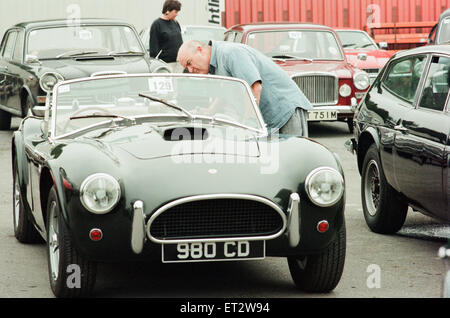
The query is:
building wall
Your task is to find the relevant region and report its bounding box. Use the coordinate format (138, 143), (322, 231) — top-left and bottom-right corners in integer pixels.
(0, 0), (218, 38)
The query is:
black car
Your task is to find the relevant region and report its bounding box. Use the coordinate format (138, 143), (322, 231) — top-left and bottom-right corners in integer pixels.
(428, 9), (450, 45)
(0, 19), (171, 130)
(346, 44), (450, 234)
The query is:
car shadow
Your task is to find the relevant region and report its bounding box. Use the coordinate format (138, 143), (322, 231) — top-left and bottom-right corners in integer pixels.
(307, 121), (353, 139)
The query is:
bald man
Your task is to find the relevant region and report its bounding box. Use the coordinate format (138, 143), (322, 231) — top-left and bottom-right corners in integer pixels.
(177, 40), (312, 136)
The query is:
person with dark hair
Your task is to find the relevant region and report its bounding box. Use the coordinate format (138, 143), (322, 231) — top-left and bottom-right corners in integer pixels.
(149, 0), (183, 72)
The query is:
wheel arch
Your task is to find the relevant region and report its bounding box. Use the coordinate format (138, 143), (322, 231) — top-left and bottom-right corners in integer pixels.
(39, 167), (54, 231)
(357, 128), (380, 174)
(20, 86), (35, 117)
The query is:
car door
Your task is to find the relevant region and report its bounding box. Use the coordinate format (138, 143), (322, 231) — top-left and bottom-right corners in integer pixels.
(371, 54), (426, 191)
(8, 29), (25, 114)
(389, 55), (428, 200)
(398, 54), (450, 220)
(0, 29), (17, 110)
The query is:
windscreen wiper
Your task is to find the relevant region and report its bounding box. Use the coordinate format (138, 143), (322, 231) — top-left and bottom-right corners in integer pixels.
(56, 50), (99, 59)
(138, 93), (194, 120)
(69, 113), (136, 124)
(271, 54), (313, 62)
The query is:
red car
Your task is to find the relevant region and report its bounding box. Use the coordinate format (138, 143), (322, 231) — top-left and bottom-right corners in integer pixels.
(225, 23), (370, 132)
(336, 29), (394, 84)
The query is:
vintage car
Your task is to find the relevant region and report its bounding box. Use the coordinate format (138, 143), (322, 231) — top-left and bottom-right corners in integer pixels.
(335, 29), (394, 84)
(12, 73), (347, 297)
(345, 44), (450, 234)
(0, 19), (171, 130)
(428, 8), (450, 45)
(225, 23), (371, 132)
(140, 24), (226, 52)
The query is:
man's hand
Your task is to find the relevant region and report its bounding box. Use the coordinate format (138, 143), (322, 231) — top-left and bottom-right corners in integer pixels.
(251, 81), (262, 106)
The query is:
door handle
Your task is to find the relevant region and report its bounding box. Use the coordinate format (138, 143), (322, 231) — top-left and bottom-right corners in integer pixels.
(394, 124), (408, 133)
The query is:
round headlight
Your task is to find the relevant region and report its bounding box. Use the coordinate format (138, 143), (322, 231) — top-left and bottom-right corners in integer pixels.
(80, 173), (121, 214)
(40, 72), (64, 92)
(339, 84), (352, 97)
(353, 72), (370, 90)
(305, 167), (344, 207)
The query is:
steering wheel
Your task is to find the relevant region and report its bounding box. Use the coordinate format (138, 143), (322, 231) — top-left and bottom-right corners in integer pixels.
(61, 106), (114, 133)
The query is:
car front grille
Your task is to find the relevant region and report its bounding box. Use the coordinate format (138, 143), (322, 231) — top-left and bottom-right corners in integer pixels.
(292, 74), (338, 105)
(148, 198), (285, 241)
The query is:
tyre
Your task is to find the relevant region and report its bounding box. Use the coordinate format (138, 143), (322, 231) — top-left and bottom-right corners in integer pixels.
(287, 224), (346, 293)
(12, 160), (42, 243)
(361, 144), (408, 234)
(46, 186), (97, 297)
(347, 117), (354, 133)
(0, 108), (11, 130)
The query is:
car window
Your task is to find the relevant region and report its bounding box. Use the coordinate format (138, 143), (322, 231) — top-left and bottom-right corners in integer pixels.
(418, 56), (450, 112)
(383, 55), (426, 103)
(437, 17), (450, 44)
(246, 30), (344, 60)
(2, 31), (17, 59)
(337, 31), (378, 50)
(224, 32), (236, 42)
(13, 30), (24, 61)
(26, 25), (144, 59)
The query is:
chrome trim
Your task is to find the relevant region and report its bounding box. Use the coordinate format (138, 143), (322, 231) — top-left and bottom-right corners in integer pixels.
(91, 70), (127, 77)
(286, 193), (300, 248)
(146, 194), (287, 244)
(291, 72), (339, 106)
(131, 200), (146, 254)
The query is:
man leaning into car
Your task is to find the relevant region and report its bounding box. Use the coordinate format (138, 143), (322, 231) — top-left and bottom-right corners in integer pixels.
(177, 40), (313, 136)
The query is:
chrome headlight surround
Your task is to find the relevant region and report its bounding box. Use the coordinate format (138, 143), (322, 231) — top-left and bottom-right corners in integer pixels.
(154, 66), (171, 73)
(339, 84), (352, 97)
(305, 167), (344, 207)
(39, 72), (64, 93)
(80, 173), (121, 214)
(353, 72), (370, 91)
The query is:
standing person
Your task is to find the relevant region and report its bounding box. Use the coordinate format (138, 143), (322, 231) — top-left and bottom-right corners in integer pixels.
(177, 40), (313, 136)
(149, 0), (183, 72)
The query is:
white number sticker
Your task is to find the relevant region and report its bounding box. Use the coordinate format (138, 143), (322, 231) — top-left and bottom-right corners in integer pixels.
(148, 78), (174, 94)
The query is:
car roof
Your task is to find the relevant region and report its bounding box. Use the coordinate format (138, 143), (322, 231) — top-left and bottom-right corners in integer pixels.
(394, 44), (450, 58)
(12, 18), (133, 30)
(228, 22), (334, 32)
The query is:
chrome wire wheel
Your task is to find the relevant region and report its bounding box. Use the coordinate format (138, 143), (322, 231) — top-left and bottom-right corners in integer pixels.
(364, 159), (380, 217)
(47, 201), (60, 282)
(13, 170), (21, 231)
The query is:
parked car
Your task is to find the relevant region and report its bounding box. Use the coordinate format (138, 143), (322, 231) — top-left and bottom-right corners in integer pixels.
(0, 19), (171, 130)
(12, 73), (347, 297)
(346, 44), (450, 234)
(140, 24), (226, 52)
(428, 8), (450, 45)
(225, 23), (371, 132)
(336, 29), (394, 84)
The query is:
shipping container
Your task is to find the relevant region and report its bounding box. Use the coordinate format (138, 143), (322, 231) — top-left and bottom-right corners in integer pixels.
(223, 0), (450, 49)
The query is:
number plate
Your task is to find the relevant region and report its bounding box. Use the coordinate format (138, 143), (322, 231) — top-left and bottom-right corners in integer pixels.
(162, 241), (265, 263)
(307, 110), (338, 121)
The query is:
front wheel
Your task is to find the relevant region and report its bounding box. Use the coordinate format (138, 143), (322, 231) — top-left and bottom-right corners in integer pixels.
(361, 144), (408, 234)
(287, 225), (346, 293)
(46, 186), (97, 297)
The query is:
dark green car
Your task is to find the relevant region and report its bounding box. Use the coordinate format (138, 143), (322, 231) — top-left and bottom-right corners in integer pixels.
(0, 19), (171, 130)
(12, 73), (346, 297)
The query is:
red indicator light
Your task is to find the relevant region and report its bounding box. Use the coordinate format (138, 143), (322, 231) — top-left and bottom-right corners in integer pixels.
(89, 229), (103, 241)
(317, 221), (329, 233)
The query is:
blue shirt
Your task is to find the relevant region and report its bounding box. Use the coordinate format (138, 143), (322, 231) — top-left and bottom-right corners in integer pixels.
(209, 41), (312, 130)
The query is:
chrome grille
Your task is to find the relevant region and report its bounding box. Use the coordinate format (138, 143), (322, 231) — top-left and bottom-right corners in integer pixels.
(149, 198), (284, 241)
(292, 74), (338, 105)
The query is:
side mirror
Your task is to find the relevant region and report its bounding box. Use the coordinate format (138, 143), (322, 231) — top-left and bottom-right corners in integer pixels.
(378, 42), (388, 50)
